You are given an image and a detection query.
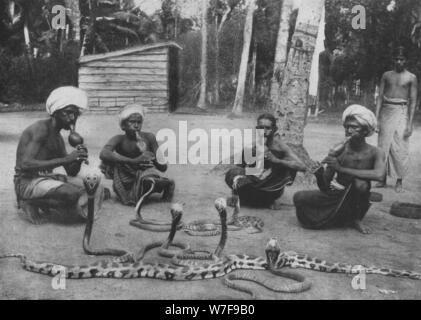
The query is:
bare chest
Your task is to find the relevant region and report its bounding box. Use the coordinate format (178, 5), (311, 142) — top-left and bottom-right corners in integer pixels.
(338, 149), (374, 170)
(118, 138), (151, 158)
(36, 134), (64, 159)
(385, 73), (411, 91)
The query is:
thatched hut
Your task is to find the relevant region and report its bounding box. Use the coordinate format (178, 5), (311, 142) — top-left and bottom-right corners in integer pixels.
(78, 42), (181, 113)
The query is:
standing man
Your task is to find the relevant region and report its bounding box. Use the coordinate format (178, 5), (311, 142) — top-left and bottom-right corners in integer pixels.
(375, 46), (418, 192)
(14, 86), (105, 224)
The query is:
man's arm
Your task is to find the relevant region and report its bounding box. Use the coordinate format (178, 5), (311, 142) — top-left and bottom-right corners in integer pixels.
(375, 73), (386, 120)
(266, 140), (306, 172)
(322, 166), (336, 185)
(325, 149), (386, 182)
(19, 127), (82, 173)
(99, 135), (139, 164)
(147, 133), (168, 172)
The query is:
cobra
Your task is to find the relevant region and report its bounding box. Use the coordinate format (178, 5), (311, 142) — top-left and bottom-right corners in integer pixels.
(0, 239), (312, 301)
(182, 195), (264, 236)
(129, 177), (183, 232)
(82, 172), (128, 258)
(0, 194), (309, 299)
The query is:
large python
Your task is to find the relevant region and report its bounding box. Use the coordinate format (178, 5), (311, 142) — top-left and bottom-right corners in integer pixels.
(0, 200), (267, 281)
(264, 238), (421, 280)
(157, 201), (310, 298)
(0, 237), (311, 300)
(0, 189), (310, 299)
(2, 237), (420, 297)
(2, 174), (419, 298)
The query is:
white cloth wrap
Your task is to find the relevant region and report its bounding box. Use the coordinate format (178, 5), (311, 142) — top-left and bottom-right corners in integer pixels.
(118, 103), (146, 129)
(378, 102), (409, 179)
(342, 104), (377, 137)
(46, 86), (88, 115)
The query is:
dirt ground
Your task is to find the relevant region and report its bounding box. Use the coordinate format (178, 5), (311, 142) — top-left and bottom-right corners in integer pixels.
(0, 111), (420, 300)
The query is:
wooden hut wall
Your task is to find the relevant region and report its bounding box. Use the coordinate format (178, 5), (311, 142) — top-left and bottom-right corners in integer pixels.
(79, 47), (169, 112)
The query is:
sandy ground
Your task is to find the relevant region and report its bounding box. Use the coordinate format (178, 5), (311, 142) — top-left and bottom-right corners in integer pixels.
(0, 111), (420, 300)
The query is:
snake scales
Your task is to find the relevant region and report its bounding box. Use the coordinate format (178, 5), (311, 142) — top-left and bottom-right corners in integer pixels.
(0, 173), (310, 298)
(82, 174), (129, 258)
(2, 173), (419, 299)
(183, 195), (264, 236)
(129, 177), (183, 232)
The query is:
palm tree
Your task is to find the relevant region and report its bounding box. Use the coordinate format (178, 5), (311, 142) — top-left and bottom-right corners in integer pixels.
(230, 0), (256, 116)
(269, 0), (294, 110)
(197, 0), (209, 110)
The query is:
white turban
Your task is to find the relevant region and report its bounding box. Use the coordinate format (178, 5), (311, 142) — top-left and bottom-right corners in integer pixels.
(118, 103), (146, 129)
(342, 104), (377, 136)
(46, 86), (88, 115)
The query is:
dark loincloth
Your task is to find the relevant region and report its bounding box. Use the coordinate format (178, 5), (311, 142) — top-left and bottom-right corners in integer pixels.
(293, 169), (371, 229)
(101, 162), (168, 206)
(225, 165), (296, 207)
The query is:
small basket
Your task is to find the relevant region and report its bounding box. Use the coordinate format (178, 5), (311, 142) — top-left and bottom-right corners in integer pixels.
(390, 202), (421, 219)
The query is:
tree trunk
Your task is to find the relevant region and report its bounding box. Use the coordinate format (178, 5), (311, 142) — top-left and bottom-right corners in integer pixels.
(249, 40), (257, 101)
(276, 0), (324, 169)
(23, 16), (34, 74)
(214, 14), (220, 104)
(64, 0), (81, 41)
(214, 6), (232, 105)
(197, 0), (208, 110)
(89, 0), (97, 54)
(269, 0), (294, 111)
(231, 0), (256, 116)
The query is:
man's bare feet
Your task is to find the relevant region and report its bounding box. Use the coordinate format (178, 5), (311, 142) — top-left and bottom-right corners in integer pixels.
(19, 202), (46, 225)
(162, 181), (175, 202)
(269, 198), (284, 210)
(352, 220), (371, 234)
(394, 179), (403, 193)
(226, 195), (239, 207)
(103, 187), (111, 200)
(374, 181), (386, 188)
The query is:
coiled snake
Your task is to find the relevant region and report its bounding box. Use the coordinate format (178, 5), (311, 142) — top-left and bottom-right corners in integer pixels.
(2, 173), (419, 299)
(182, 195), (264, 236)
(129, 177), (183, 232)
(0, 173), (311, 298)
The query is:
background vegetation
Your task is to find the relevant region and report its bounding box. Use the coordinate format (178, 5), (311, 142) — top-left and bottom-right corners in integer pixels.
(0, 0), (420, 110)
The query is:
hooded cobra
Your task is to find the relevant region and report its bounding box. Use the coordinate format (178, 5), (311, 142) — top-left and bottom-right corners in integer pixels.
(182, 195), (263, 236)
(82, 173), (128, 258)
(129, 177), (183, 232)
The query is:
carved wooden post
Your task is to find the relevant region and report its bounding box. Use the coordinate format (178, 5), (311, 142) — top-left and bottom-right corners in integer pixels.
(276, 0), (324, 168)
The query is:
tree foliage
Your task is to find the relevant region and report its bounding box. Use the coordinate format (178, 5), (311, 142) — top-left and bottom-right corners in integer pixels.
(0, 0), (196, 102)
(325, 0), (421, 86)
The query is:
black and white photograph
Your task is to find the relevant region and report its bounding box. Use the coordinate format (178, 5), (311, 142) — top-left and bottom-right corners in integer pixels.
(0, 0), (420, 303)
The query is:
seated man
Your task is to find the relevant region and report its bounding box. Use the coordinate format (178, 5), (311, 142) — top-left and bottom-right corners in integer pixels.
(14, 86), (105, 224)
(225, 113), (306, 209)
(293, 104), (386, 234)
(100, 103), (174, 206)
